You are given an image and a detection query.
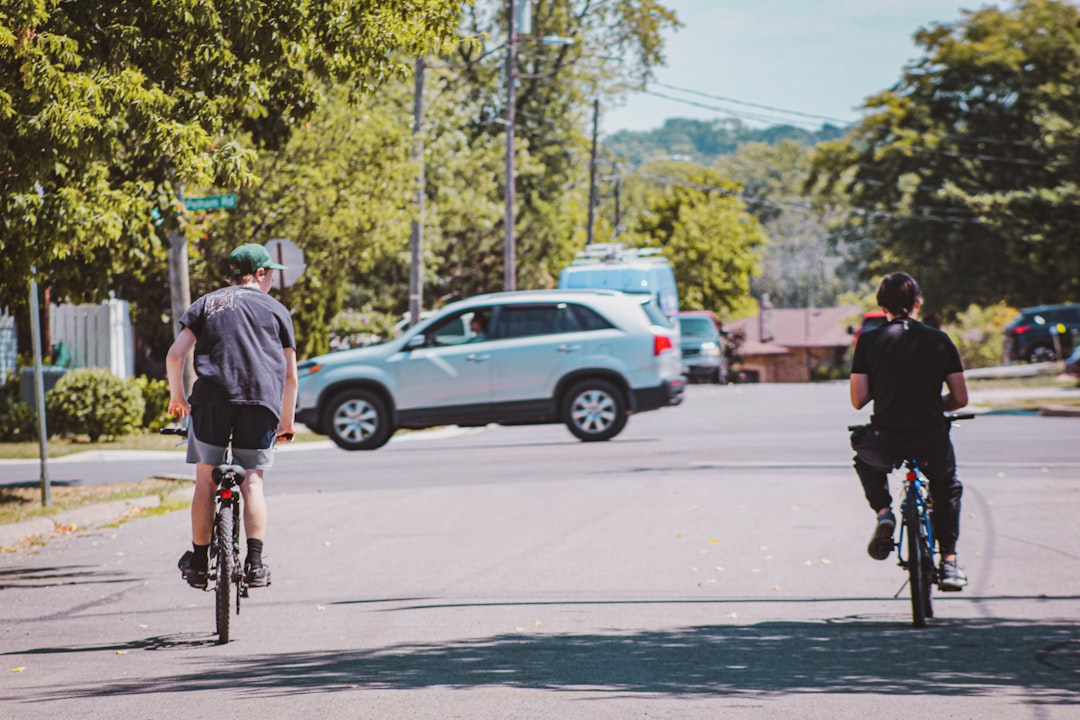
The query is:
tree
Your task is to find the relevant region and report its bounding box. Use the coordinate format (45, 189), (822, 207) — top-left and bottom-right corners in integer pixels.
(416, 0), (680, 300)
(620, 160), (767, 315)
(807, 0), (1080, 313)
(715, 141), (851, 308)
(0, 0), (463, 331)
(194, 86), (418, 359)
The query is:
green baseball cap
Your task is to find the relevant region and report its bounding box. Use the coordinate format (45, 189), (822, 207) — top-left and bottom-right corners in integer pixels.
(228, 243), (287, 277)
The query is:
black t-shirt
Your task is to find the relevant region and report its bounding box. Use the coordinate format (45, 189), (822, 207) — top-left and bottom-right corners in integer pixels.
(851, 317), (963, 431)
(180, 286), (296, 419)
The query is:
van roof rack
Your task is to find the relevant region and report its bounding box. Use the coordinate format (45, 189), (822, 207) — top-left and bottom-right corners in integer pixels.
(570, 242), (665, 265)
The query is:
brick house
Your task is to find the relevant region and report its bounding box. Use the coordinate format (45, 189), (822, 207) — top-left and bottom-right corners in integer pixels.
(725, 304), (861, 383)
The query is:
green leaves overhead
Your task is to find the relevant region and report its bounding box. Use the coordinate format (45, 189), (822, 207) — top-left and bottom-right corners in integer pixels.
(807, 0), (1080, 311)
(0, 0), (463, 311)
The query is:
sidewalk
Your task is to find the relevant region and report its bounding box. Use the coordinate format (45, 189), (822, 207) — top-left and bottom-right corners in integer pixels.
(0, 485), (194, 551)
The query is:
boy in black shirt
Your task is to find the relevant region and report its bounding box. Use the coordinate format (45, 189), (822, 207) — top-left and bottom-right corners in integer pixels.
(849, 273), (970, 589)
(167, 244), (298, 589)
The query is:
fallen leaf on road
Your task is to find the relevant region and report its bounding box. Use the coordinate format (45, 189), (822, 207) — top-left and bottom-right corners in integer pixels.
(322, 541), (332, 547)
(316, 605), (326, 611)
(10, 667), (25, 672)
(115, 651), (127, 655)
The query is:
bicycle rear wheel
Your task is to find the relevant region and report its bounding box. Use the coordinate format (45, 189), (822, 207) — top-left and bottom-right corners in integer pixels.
(904, 496), (929, 627)
(215, 508), (234, 644)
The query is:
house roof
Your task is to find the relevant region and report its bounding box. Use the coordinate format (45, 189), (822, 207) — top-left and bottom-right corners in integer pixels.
(727, 305), (863, 355)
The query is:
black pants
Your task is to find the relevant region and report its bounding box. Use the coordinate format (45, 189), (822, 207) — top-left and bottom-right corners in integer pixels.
(851, 424), (963, 556)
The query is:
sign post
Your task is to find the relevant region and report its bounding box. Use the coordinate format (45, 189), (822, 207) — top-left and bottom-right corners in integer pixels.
(263, 239), (305, 304)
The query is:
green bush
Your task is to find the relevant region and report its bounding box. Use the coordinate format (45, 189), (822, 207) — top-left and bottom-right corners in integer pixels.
(942, 302), (1018, 370)
(132, 375), (171, 432)
(46, 368), (145, 442)
(0, 372), (38, 442)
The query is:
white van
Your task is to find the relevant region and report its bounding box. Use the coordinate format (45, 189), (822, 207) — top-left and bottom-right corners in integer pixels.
(557, 243), (680, 320)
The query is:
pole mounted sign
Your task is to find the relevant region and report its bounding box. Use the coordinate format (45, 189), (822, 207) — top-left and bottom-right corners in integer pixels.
(184, 193), (238, 211)
(264, 238), (305, 289)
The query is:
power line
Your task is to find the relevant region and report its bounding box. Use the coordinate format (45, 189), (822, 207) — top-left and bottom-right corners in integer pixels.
(653, 82), (852, 125)
(641, 89), (824, 130)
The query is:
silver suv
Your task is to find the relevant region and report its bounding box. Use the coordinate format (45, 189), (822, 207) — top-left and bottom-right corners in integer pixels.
(295, 289), (685, 450)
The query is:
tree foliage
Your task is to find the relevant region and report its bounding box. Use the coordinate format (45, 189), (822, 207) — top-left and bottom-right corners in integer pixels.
(620, 161), (767, 316)
(715, 141), (851, 308)
(807, 0), (1080, 313)
(421, 0), (680, 300)
(0, 0), (463, 318)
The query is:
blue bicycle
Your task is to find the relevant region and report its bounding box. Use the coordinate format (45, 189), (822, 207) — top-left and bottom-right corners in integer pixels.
(849, 413), (974, 627)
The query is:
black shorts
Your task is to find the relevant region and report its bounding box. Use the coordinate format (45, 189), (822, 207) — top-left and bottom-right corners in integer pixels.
(187, 404), (279, 470)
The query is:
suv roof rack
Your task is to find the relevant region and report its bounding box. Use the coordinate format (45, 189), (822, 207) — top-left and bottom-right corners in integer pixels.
(570, 242), (665, 265)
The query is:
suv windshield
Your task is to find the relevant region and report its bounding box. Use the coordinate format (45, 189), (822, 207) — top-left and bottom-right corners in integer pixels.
(679, 317), (716, 337)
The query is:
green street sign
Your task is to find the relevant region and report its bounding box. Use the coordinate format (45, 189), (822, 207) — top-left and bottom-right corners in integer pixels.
(185, 193), (237, 211)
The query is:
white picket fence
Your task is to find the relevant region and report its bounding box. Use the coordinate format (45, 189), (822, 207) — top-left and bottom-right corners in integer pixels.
(0, 311), (15, 382)
(50, 299), (135, 379)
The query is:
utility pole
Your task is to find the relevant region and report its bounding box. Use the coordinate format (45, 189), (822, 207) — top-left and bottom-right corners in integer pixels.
(613, 163), (623, 236)
(586, 96), (600, 246)
(166, 188), (194, 395)
(409, 57), (425, 327)
(503, 0), (517, 291)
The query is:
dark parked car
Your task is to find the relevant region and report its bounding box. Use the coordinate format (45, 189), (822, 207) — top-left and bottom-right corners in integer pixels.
(1004, 304), (1080, 363)
(676, 311), (725, 384)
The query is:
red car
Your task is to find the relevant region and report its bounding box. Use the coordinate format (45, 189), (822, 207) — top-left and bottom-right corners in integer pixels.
(849, 311), (887, 345)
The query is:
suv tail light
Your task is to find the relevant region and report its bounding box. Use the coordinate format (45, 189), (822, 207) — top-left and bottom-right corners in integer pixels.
(1011, 324), (1032, 335)
(653, 334), (674, 356)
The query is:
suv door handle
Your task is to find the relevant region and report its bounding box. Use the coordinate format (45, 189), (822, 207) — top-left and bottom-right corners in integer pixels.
(465, 354), (491, 363)
(557, 344), (582, 353)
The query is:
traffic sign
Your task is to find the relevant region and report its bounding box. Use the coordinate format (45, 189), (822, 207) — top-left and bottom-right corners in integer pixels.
(265, 238), (305, 289)
(184, 194), (237, 211)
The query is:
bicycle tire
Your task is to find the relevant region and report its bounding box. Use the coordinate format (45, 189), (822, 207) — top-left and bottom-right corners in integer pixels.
(215, 508), (234, 644)
(904, 494), (928, 627)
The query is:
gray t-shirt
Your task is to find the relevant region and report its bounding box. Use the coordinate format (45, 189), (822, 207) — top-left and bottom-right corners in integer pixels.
(179, 286), (296, 419)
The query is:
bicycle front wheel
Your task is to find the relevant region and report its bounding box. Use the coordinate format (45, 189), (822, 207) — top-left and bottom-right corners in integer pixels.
(904, 496), (929, 628)
(215, 508), (234, 644)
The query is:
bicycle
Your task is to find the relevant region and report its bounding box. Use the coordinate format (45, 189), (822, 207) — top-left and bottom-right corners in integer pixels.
(848, 413), (974, 627)
(162, 424), (291, 645)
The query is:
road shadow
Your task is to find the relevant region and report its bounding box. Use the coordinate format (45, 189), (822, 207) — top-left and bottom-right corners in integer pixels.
(11, 618), (1080, 703)
(0, 564), (136, 591)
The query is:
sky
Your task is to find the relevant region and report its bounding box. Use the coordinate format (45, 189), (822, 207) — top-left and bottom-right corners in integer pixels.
(602, 0), (979, 134)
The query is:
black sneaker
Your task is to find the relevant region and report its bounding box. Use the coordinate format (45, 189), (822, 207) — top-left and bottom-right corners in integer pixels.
(867, 510), (896, 560)
(178, 551), (208, 590)
(245, 563), (272, 588)
(939, 558), (968, 591)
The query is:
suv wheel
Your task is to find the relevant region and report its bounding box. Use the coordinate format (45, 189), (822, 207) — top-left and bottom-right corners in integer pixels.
(1028, 345), (1057, 363)
(562, 379), (627, 442)
(323, 388), (393, 450)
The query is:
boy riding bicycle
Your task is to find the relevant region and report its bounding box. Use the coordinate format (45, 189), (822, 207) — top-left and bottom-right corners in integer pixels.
(166, 243), (299, 590)
(849, 272), (969, 590)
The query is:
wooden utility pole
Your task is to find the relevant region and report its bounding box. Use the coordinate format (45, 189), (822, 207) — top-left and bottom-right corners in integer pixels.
(409, 57), (426, 327)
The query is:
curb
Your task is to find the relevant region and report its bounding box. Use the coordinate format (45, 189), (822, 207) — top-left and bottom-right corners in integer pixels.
(0, 486), (193, 552)
(1038, 405), (1080, 417)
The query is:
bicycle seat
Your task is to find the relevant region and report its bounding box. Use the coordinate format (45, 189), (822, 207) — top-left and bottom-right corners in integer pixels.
(212, 464), (248, 484)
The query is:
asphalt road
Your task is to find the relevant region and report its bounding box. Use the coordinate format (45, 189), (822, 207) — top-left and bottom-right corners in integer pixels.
(1, 382), (1078, 719)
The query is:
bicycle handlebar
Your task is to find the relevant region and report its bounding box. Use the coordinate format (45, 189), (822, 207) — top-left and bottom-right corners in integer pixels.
(847, 413), (975, 432)
(159, 426), (294, 441)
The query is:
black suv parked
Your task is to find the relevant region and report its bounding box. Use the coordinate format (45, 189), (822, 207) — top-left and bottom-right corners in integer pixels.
(1004, 304), (1080, 363)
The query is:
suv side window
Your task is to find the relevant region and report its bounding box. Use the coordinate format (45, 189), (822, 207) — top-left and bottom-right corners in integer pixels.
(494, 305), (560, 339)
(424, 310), (489, 347)
(563, 303), (615, 332)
